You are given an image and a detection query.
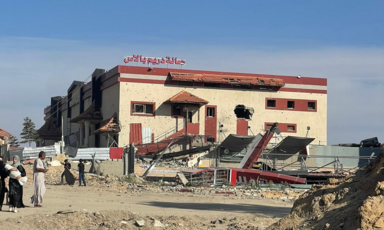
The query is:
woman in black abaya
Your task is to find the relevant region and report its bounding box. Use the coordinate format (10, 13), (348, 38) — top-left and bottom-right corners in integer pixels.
(8, 156), (26, 212)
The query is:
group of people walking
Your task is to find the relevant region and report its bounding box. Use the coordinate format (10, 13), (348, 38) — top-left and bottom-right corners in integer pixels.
(0, 151), (87, 213)
(0, 151), (48, 212)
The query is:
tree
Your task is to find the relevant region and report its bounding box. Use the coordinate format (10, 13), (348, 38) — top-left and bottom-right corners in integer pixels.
(20, 117), (38, 147)
(9, 136), (20, 147)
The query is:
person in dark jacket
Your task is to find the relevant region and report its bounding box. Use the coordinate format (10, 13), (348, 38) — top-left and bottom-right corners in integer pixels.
(0, 157), (8, 211)
(78, 159), (86, 186)
(61, 159), (71, 185)
(8, 156), (26, 212)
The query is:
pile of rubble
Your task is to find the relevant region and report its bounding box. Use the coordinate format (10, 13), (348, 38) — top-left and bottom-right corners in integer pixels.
(0, 209), (279, 230)
(94, 174), (303, 202)
(268, 152), (384, 230)
(20, 154), (304, 202)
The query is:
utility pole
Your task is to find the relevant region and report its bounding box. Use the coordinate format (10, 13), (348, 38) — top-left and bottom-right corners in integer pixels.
(61, 113), (65, 153)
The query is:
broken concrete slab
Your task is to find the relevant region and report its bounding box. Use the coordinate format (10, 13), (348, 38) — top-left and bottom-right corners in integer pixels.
(153, 219), (164, 227)
(135, 220), (145, 227)
(177, 172), (189, 186)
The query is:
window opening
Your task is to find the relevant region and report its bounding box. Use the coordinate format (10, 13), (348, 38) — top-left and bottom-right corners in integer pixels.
(287, 101), (295, 109)
(133, 103), (154, 115)
(308, 102), (316, 110)
(267, 100), (276, 108)
(207, 107), (215, 117)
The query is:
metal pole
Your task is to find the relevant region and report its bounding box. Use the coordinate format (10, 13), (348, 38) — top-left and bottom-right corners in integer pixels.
(128, 144), (134, 174)
(123, 149), (127, 175)
(61, 113), (64, 153)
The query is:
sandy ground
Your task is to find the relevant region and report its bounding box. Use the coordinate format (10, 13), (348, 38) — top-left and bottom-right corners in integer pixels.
(0, 183), (292, 219)
(0, 183), (292, 229)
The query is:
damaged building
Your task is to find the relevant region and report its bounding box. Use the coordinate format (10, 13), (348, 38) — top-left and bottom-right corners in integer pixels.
(37, 65), (327, 151)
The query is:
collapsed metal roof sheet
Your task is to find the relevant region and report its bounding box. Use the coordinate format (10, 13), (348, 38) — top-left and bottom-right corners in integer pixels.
(219, 134), (256, 152)
(269, 136), (315, 155)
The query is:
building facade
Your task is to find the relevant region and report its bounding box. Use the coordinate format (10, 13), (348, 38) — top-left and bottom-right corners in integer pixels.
(38, 65), (327, 148)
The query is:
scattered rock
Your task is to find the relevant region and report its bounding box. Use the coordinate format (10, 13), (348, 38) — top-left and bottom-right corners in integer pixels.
(120, 220), (128, 225)
(135, 220), (145, 227)
(153, 219), (164, 227)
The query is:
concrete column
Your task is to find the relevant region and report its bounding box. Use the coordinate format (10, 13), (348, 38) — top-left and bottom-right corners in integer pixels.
(79, 122), (84, 147)
(84, 120), (90, 147)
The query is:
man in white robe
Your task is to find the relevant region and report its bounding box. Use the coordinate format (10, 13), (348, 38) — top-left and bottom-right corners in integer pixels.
(30, 151), (48, 207)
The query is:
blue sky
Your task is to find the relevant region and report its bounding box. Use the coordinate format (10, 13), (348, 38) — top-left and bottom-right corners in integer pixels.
(0, 1), (383, 145)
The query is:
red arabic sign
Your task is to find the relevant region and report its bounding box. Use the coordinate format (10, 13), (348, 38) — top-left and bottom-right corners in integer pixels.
(124, 55), (186, 65)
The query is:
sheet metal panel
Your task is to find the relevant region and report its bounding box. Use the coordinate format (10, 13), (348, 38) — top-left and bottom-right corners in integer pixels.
(142, 127), (152, 144)
(238, 134), (262, 168)
(313, 146), (382, 168)
(233, 168), (306, 184)
(110, 147), (124, 159)
(130, 123), (142, 144)
(270, 136), (315, 155)
(9, 148), (24, 162)
(22, 146), (59, 160)
(69, 148), (110, 161)
(220, 134), (255, 152)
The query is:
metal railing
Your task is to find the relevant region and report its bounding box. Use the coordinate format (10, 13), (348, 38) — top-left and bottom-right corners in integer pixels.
(136, 121), (185, 146)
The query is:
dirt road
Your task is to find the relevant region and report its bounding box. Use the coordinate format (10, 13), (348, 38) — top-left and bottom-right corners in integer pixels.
(0, 183), (292, 229)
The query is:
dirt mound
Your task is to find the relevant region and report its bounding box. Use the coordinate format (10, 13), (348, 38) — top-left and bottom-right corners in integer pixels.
(268, 152), (384, 230)
(52, 153), (67, 163)
(0, 209), (278, 230)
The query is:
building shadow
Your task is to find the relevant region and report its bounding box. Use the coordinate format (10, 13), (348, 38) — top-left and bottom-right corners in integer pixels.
(140, 201), (291, 218)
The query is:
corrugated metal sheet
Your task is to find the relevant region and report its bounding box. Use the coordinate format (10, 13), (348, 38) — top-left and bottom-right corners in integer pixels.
(22, 146), (59, 160)
(130, 123), (142, 144)
(69, 148), (110, 161)
(9, 148), (24, 162)
(142, 127), (152, 144)
(64, 146), (78, 157)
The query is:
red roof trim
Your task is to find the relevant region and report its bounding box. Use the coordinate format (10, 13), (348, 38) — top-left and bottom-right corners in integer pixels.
(118, 78), (327, 94)
(117, 65), (327, 86)
(0, 128), (13, 139)
(166, 90), (208, 104)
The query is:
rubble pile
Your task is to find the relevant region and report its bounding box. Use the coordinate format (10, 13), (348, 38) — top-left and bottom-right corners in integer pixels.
(268, 152), (384, 230)
(0, 209), (279, 230)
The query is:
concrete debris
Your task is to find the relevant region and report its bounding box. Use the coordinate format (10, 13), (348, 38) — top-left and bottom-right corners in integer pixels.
(153, 219), (164, 227)
(119, 220), (128, 225)
(20, 161), (303, 205)
(48, 160), (62, 167)
(135, 220), (145, 227)
(176, 172), (189, 186)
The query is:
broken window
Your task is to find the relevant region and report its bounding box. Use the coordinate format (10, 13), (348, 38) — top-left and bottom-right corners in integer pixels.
(207, 107), (215, 117)
(204, 83), (221, 88)
(133, 103), (154, 115)
(308, 102), (316, 110)
(287, 101), (295, 109)
(267, 100), (276, 108)
(287, 125), (295, 132)
(172, 105), (182, 116)
(234, 105), (254, 119)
